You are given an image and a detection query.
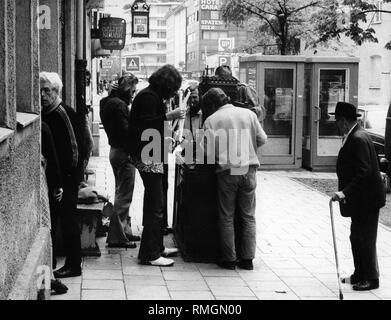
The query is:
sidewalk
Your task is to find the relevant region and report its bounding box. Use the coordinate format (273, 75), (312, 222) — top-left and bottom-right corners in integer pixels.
(52, 131), (391, 301)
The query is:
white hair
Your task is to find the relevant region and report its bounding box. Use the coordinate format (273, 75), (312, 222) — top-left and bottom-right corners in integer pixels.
(39, 72), (63, 95)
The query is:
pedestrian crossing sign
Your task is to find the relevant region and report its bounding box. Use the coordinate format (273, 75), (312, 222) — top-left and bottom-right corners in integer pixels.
(126, 56), (140, 72)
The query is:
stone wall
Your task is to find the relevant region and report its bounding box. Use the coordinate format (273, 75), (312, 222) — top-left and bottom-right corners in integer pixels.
(0, 0), (51, 300)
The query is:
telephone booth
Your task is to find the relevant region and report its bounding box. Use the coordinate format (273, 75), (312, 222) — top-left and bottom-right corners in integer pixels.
(302, 57), (359, 171)
(239, 55), (306, 169)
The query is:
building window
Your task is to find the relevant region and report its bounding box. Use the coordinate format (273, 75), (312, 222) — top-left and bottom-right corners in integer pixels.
(202, 31), (228, 40)
(369, 55), (382, 88)
(157, 19), (166, 27)
(372, 1), (383, 23)
(187, 52), (196, 61)
(187, 12), (197, 25)
(157, 43), (166, 50)
(157, 31), (167, 39)
(157, 56), (167, 63)
(187, 32), (196, 44)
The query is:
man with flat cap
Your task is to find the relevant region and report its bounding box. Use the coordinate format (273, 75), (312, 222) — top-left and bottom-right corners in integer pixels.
(331, 101), (386, 291)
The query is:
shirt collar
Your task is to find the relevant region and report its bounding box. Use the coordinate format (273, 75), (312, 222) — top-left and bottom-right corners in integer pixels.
(342, 123), (358, 147)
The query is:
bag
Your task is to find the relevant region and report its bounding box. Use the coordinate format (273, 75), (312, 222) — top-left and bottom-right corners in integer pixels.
(237, 83), (266, 122)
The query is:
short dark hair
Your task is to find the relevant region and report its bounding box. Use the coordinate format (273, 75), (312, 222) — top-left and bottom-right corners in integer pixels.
(201, 87), (229, 119)
(215, 65), (232, 78)
(149, 64), (182, 99)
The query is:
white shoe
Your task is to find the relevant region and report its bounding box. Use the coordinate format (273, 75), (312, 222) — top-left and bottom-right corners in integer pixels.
(141, 257), (174, 267)
(161, 248), (180, 258)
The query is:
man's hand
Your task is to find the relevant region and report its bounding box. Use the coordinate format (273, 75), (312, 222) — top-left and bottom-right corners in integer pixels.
(54, 188), (63, 202)
(331, 191), (346, 204)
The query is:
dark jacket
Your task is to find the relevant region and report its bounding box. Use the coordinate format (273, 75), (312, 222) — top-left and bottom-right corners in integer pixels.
(100, 93), (129, 149)
(127, 86), (167, 161)
(43, 103), (83, 183)
(336, 124), (386, 217)
(41, 121), (63, 190)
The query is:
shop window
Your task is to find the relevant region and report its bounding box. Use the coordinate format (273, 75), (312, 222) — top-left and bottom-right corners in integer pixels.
(370, 55), (382, 88)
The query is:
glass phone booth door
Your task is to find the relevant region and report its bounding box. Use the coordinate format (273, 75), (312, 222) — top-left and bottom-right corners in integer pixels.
(258, 63), (297, 165)
(312, 68), (350, 167)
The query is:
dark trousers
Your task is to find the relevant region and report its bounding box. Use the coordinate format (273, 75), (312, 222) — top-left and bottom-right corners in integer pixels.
(138, 172), (165, 262)
(350, 209), (380, 281)
(52, 175), (81, 270)
(162, 164), (168, 228)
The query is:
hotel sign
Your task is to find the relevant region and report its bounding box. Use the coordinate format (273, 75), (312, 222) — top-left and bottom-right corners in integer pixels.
(200, 0), (221, 10)
(200, 0), (225, 30)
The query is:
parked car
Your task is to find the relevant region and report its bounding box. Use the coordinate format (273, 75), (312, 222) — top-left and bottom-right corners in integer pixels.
(358, 104), (389, 173)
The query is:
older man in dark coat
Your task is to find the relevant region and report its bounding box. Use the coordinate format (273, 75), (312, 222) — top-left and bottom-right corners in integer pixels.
(331, 102), (386, 291)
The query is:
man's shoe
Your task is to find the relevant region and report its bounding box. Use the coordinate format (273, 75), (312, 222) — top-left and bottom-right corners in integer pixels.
(126, 235), (141, 242)
(237, 259), (254, 270)
(341, 274), (360, 285)
(51, 279), (68, 295)
(53, 266), (81, 279)
(217, 261), (236, 270)
(161, 248), (180, 258)
(353, 279), (379, 291)
(140, 257), (175, 267)
(108, 242), (137, 249)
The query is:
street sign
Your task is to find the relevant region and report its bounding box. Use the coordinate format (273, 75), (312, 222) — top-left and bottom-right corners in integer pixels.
(126, 56), (141, 72)
(102, 60), (113, 69)
(218, 56), (231, 67)
(218, 38), (235, 52)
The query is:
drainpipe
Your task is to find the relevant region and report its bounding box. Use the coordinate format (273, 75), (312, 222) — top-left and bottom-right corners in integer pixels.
(76, 0), (87, 179)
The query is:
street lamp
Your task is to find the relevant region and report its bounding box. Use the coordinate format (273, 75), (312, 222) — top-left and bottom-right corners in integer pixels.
(131, 0), (151, 38)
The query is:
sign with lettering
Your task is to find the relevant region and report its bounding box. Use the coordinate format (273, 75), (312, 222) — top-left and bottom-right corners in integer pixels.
(126, 56), (141, 72)
(218, 38), (235, 52)
(99, 18), (126, 50)
(200, 0), (221, 10)
(218, 56), (231, 67)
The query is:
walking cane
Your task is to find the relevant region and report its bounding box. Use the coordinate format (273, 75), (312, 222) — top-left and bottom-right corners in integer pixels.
(329, 199), (344, 300)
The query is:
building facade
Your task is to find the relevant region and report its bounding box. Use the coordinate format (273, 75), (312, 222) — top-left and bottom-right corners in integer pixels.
(357, 0), (391, 107)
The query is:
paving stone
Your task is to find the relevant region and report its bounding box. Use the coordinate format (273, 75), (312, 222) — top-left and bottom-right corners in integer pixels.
(254, 291), (299, 300)
(163, 271), (204, 281)
(246, 280), (291, 292)
(166, 280), (209, 291)
(82, 269), (123, 280)
(82, 280), (124, 290)
(209, 286), (255, 297)
(205, 276), (247, 287)
(170, 291), (215, 300)
(126, 286), (170, 300)
(124, 275), (165, 286)
(82, 289), (126, 300)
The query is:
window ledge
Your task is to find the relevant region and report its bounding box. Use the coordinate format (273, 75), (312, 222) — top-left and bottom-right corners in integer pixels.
(369, 86), (381, 90)
(16, 112), (40, 129)
(0, 127), (14, 144)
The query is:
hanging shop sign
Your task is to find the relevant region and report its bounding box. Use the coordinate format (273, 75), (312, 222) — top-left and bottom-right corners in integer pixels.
(99, 17), (126, 50)
(131, 0), (151, 38)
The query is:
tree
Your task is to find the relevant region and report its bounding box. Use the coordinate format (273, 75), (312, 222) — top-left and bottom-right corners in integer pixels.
(221, 0), (327, 55)
(221, 0), (391, 55)
(312, 0), (391, 49)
